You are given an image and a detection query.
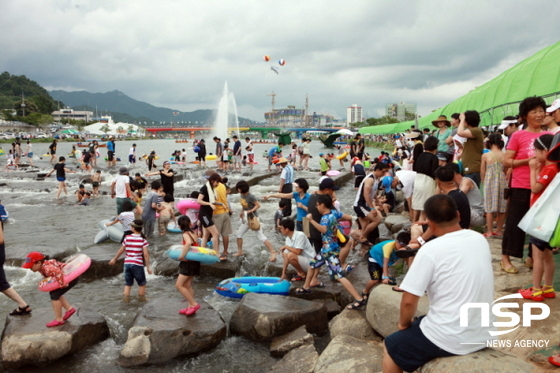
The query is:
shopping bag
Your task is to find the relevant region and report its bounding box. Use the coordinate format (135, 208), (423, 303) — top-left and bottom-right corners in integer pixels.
(518, 173), (560, 241)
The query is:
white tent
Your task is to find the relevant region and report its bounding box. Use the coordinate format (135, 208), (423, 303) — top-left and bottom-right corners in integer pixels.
(83, 118), (144, 136)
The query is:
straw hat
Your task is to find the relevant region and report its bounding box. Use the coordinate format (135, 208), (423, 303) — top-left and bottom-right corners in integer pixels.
(432, 115), (451, 127)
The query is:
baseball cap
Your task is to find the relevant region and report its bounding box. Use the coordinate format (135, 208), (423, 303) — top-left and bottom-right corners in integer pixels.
(382, 176), (393, 193)
(436, 152), (449, 162)
(319, 178), (340, 191)
(22, 252), (45, 268)
(318, 153), (325, 156)
(119, 167), (129, 175)
(547, 99), (560, 113)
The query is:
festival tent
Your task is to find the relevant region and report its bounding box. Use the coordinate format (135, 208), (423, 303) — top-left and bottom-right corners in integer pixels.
(360, 41), (560, 135)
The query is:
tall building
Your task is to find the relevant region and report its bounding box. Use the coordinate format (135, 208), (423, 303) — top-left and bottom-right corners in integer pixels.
(265, 105), (305, 127)
(386, 102), (417, 122)
(346, 104), (362, 126)
(51, 109), (94, 122)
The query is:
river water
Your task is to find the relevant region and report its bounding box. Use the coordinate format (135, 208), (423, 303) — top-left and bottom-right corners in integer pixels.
(0, 138), (381, 372)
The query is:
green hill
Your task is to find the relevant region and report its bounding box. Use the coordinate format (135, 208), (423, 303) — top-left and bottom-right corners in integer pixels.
(0, 71), (62, 115)
(50, 89), (257, 125)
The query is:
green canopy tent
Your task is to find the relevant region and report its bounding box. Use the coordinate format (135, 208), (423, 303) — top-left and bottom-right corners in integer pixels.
(360, 41), (560, 135)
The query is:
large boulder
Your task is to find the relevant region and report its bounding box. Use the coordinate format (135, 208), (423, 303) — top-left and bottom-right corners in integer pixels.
(230, 293), (328, 341)
(81, 246), (125, 280)
(313, 334), (383, 373)
(365, 284), (429, 338)
(269, 344), (319, 373)
(419, 348), (535, 373)
(1, 306), (109, 369)
(118, 297), (226, 366)
(382, 213), (411, 233)
(270, 325), (314, 357)
(329, 308), (382, 341)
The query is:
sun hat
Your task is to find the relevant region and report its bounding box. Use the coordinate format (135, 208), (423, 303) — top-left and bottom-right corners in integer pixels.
(405, 132), (421, 139)
(546, 99), (560, 113)
(432, 115), (451, 127)
(277, 157), (289, 164)
(22, 252), (45, 268)
(498, 119), (518, 130)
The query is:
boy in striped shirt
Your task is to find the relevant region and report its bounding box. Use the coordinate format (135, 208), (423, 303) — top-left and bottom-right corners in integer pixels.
(109, 220), (152, 299)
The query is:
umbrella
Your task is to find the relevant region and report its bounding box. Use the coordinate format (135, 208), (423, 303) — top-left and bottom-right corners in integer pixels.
(335, 129), (355, 136)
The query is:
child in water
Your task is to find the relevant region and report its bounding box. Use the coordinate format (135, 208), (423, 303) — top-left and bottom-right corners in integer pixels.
(176, 215), (201, 316)
(22, 252), (77, 327)
(91, 170), (102, 197)
(109, 220), (152, 299)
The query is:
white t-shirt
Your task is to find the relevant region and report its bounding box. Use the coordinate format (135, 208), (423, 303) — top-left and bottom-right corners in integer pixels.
(129, 147), (136, 156)
(114, 174), (130, 198)
(284, 231), (315, 260)
(400, 229), (495, 355)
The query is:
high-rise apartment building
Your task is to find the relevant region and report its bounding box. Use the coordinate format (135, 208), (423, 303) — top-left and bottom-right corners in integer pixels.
(346, 104), (362, 126)
(386, 102), (417, 122)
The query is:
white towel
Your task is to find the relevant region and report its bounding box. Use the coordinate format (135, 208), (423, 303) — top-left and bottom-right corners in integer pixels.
(206, 181), (216, 204)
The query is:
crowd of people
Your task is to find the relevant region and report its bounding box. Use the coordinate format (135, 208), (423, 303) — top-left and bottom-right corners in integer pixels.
(2, 95), (560, 370)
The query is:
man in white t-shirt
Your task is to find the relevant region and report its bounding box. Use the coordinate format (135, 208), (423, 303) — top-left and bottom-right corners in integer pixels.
(278, 219), (315, 282)
(110, 167), (138, 214)
(383, 194), (495, 373)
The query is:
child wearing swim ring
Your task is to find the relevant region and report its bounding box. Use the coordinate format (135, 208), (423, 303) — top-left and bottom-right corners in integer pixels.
(176, 215), (201, 316)
(22, 252), (77, 327)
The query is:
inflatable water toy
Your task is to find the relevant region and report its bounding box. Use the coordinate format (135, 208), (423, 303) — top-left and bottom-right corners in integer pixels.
(176, 199), (201, 215)
(94, 219), (124, 244)
(39, 254), (91, 292)
(363, 160), (371, 168)
(336, 151), (348, 160)
(326, 170), (340, 177)
(215, 277), (291, 299)
(206, 154), (217, 161)
(339, 220), (351, 235)
(167, 222), (182, 233)
(166, 245), (219, 264)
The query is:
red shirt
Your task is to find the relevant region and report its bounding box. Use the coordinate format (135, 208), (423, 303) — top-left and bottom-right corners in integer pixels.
(530, 164), (558, 206)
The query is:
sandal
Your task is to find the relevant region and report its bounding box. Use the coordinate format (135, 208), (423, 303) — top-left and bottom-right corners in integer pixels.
(310, 282), (325, 288)
(9, 305), (31, 316)
(291, 275), (306, 282)
(500, 261), (519, 274)
(344, 265), (355, 273)
(361, 291), (369, 302)
(392, 286), (404, 293)
(295, 287), (311, 294)
(347, 299), (366, 310)
(219, 255), (228, 262)
(395, 246), (419, 259)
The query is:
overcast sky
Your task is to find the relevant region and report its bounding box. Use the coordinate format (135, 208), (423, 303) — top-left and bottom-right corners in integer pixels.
(1, 0), (559, 122)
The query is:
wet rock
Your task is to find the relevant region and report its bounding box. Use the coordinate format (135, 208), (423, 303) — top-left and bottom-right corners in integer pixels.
(230, 293), (328, 341)
(118, 297), (226, 366)
(313, 334), (383, 373)
(312, 299), (341, 319)
(1, 306), (109, 369)
(269, 344), (318, 373)
(5, 247), (78, 267)
(200, 258), (240, 279)
(419, 348), (534, 373)
(270, 325), (314, 357)
(329, 308), (382, 341)
(365, 284), (429, 338)
(383, 213), (411, 233)
(81, 246), (125, 281)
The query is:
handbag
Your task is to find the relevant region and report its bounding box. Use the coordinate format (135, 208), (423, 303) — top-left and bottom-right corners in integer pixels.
(549, 218), (560, 247)
(247, 212), (261, 231)
(518, 173), (560, 242)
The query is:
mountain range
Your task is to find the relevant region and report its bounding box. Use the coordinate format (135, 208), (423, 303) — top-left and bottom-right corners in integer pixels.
(49, 89), (257, 125)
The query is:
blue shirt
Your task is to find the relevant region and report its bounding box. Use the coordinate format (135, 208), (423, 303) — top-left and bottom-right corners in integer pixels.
(320, 209), (344, 254)
(293, 192), (310, 222)
(268, 147), (278, 157)
(369, 240), (399, 267)
(107, 140), (115, 152)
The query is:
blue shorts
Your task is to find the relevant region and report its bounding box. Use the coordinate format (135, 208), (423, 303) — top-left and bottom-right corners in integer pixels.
(128, 154), (136, 163)
(385, 316), (455, 372)
(309, 251), (345, 280)
(124, 264), (147, 286)
(57, 177), (65, 182)
(27, 152), (33, 158)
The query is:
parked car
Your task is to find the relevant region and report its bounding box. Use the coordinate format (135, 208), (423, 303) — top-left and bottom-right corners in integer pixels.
(35, 133), (47, 139)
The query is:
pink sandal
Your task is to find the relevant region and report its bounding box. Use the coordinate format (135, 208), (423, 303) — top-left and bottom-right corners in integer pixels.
(46, 319), (65, 327)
